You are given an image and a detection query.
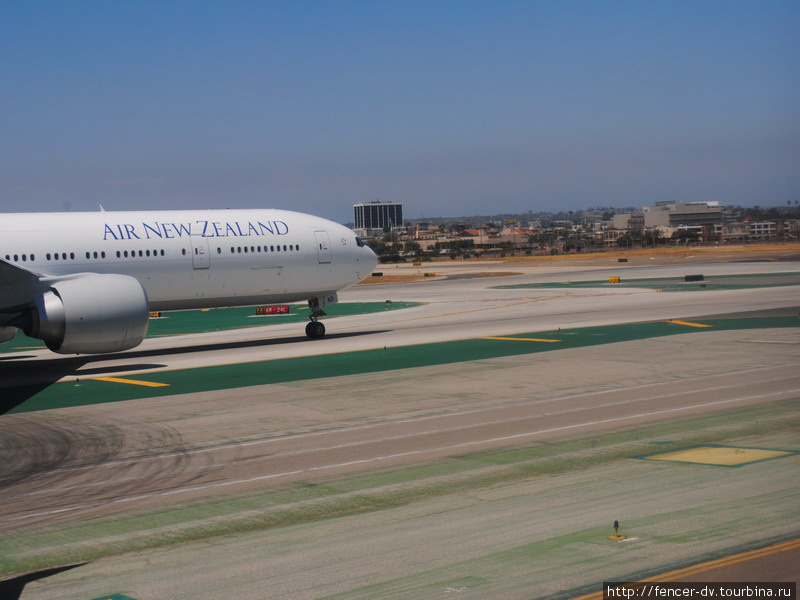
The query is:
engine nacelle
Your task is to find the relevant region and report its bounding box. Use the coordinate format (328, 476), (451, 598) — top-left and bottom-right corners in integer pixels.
(25, 274), (150, 354)
(0, 326), (16, 344)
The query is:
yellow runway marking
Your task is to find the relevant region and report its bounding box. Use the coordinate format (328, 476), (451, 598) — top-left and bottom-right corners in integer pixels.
(482, 336), (561, 343)
(93, 376), (170, 388)
(644, 446), (792, 466)
(571, 539), (800, 599)
(670, 319), (712, 328)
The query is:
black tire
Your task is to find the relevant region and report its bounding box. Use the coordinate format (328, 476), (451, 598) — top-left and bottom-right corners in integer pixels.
(305, 321), (326, 339)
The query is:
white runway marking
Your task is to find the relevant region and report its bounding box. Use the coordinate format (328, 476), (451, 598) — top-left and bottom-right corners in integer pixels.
(3, 384), (797, 524)
(6, 366), (797, 493)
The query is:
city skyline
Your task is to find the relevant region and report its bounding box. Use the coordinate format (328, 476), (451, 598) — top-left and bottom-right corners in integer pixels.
(349, 199), (799, 227)
(2, 2), (798, 223)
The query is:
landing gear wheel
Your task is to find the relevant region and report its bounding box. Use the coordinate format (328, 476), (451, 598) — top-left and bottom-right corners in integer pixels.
(305, 321), (326, 339)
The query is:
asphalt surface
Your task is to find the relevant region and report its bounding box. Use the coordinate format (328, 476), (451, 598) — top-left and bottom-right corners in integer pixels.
(0, 257), (798, 599)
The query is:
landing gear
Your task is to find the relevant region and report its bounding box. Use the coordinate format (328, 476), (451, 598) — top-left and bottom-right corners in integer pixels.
(305, 320), (326, 339)
(306, 297), (327, 339)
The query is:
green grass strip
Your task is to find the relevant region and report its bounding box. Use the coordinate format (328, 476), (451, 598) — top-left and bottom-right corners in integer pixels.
(498, 271), (800, 292)
(7, 315), (798, 414)
(2, 401), (796, 577)
(1, 302), (419, 353)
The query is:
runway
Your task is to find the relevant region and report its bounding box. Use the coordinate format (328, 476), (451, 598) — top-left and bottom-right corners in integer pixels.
(4, 360), (797, 532)
(1, 257), (798, 599)
(3, 260), (798, 384)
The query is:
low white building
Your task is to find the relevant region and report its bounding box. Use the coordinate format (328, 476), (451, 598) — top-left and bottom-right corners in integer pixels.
(749, 222), (776, 238)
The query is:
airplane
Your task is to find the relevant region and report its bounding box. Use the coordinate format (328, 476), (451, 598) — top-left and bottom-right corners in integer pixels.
(0, 208), (378, 354)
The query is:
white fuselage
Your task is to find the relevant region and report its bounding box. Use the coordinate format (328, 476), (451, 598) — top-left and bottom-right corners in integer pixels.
(1, 208), (377, 310)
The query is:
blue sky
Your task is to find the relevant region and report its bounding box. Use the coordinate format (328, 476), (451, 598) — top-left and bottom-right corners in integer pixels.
(2, 1), (798, 222)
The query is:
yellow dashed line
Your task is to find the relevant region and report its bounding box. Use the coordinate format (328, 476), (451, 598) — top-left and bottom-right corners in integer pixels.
(93, 376), (170, 388)
(670, 320), (712, 328)
(482, 336), (561, 343)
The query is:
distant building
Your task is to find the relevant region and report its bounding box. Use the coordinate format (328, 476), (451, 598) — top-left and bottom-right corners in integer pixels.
(749, 221), (776, 238)
(720, 222), (750, 241)
(644, 202), (724, 228)
(603, 228), (627, 247)
(612, 213), (634, 229)
(353, 201), (403, 234)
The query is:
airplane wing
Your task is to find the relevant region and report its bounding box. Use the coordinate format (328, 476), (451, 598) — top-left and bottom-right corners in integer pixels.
(0, 258), (151, 354)
(0, 258), (43, 315)
(0, 257), (42, 287)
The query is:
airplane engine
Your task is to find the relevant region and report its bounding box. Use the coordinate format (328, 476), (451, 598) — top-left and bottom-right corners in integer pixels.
(16, 274), (150, 354)
(0, 326), (16, 344)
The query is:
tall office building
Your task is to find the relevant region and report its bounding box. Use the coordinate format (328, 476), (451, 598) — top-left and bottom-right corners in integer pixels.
(353, 201), (403, 233)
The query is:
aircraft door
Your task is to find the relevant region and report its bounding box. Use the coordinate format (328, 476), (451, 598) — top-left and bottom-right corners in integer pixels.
(314, 230), (331, 264)
(190, 236), (211, 269)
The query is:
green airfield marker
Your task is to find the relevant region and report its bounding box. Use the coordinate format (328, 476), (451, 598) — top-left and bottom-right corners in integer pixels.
(498, 271), (800, 293)
(6, 315), (798, 414)
(0, 301), (420, 354)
